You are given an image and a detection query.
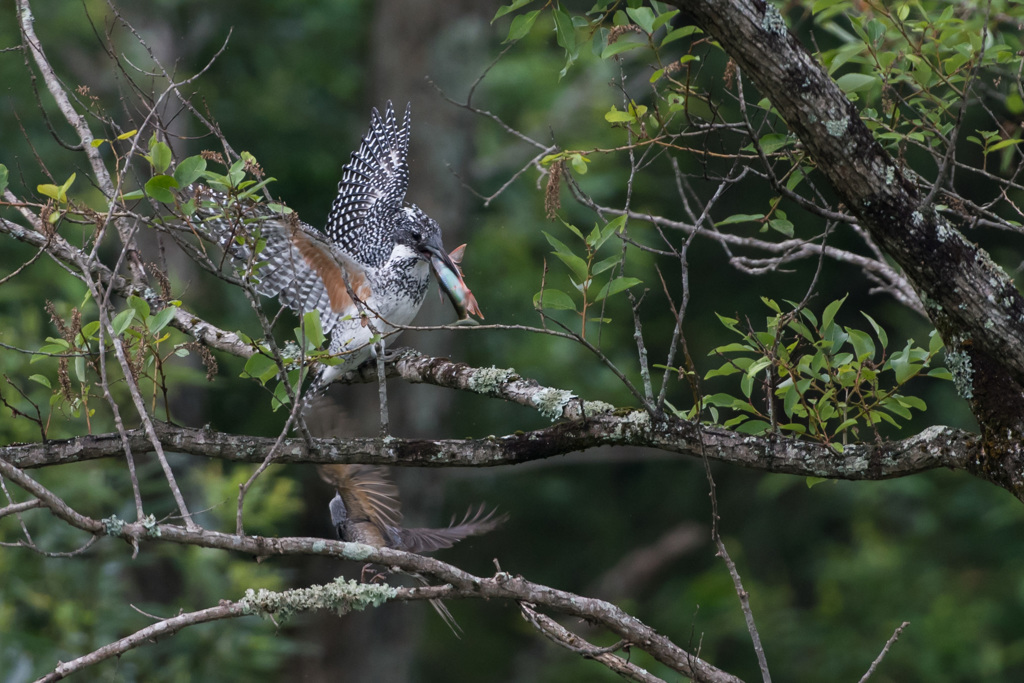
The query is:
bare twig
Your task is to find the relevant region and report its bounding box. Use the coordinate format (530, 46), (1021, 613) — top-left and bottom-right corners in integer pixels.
(858, 621), (910, 683)
(520, 603), (666, 683)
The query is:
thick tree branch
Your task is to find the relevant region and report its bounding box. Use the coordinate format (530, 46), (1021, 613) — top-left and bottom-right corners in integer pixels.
(673, 0), (1024, 491)
(3, 411), (976, 483)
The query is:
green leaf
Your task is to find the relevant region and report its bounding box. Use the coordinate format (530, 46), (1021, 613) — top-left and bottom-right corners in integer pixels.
(145, 175), (179, 204)
(768, 218), (794, 237)
(0, 164), (8, 195)
(243, 353), (278, 385)
(715, 312), (741, 333)
(704, 361), (741, 379)
(625, 6), (656, 34)
(120, 189), (145, 201)
(595, 276), (642, 301)
(758, 133), (791, 155)
(80, 320), (101, 341)
(111, 309), (136, 336)
(594, 215), (627, 250)
(553, 6), (577, 55)
(890, 342), (922, 383)
(601, 38), (646, 59)
(74, 355), (86, 383)
(492, 0), (534, 22)
(28, 374), (51, 389)
(735, 419), (771, 435)
(271, 376), (293, 411)
(652, 9), (679, 32)
(299, 310), (326, 349)
(783, 383), (800, 418)
(592, 255), (621, 276)
(505, 9), (540, 41)
(551, 252), (590, 284)
(227, 158), (246, 188)
(821, 296), (846, 332)
(805, 476), (828, 488)
(117, 129), (138, 141)
(533, 289), (578, 311)
(569, 153), (588, 175)
(836, 72), (876, 93)
(862, 312), (888, 350)
(716, 213), (764, 226)
(847, 327), (875, 361)
(987, 138), (1024, 153)
(127, 295), (151, 319)
(174, 156), (208, 188)
(561, 221), (585, 241)
(38, 173), (76, 203)
(149, 305), (178, 334)
(147, 140), (173, 173)
(605, 106), (637, 123)
(661, 25), (699, 46)
(544, 232), (589, 283)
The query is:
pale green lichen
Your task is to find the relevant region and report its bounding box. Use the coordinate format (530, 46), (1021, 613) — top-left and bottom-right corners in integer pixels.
(825, 117), (849, 137)
(946, 349), (974, 400)
(468, 366), (515, 395)
(340, 542), (376, 561)
(102, 515), (124, 536)
(613, 410), (653, 440)
(531, 387), (577, 421)
(582, 400), (615, 416)
(311, 540), (327, 552)
(142, 514), (160, 538)
(761, 3), (787, 35)
(239, 577), (396, 622)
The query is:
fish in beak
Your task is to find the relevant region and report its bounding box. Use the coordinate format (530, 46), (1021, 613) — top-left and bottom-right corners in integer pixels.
(421, 241), (483, 322)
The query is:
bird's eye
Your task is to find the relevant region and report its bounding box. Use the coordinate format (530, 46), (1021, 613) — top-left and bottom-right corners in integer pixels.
(411, 231), (422, 242)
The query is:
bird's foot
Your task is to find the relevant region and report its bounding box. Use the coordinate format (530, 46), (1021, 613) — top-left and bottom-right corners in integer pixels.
(360, 563), (387, 584)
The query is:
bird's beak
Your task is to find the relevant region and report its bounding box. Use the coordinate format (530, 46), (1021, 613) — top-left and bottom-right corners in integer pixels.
(419, 237), (483, 322)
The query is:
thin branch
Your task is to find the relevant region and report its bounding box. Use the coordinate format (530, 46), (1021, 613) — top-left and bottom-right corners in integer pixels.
(858, 622), (910, 683)
(519, 603), (666, 683)
(35, 603), (243, 682)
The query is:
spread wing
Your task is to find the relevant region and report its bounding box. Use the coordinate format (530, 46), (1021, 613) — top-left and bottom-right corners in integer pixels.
(396, 506), (508, 553)
(318, 464), (403, 530)
(325, 101), (411, 267)
(197, 188), (369, 337)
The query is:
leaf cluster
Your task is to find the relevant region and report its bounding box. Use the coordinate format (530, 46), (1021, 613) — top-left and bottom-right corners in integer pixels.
(699, 297), (950, 448)
(533, 215), (640, 338)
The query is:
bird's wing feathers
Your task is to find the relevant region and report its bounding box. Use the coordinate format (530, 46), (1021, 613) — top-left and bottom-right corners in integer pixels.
(325, 101), (411, 267)
(318, 464), (403, 529)
(397, 505), (508, 553)
(198, 189), (369, 336)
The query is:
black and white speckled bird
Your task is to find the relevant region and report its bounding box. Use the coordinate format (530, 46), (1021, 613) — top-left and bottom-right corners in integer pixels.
(198, 102), (481, 393)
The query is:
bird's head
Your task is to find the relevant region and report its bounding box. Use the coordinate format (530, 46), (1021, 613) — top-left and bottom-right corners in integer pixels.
(396, 205), (483, 321)
(396, 205), (457, 271)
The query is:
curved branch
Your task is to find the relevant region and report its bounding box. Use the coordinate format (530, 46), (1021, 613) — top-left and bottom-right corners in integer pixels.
(3, 409), (976, 485)
(5, 479), (740, 683)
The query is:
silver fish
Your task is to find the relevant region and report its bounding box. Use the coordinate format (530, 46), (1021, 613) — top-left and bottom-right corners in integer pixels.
(431, 243), (483, 322)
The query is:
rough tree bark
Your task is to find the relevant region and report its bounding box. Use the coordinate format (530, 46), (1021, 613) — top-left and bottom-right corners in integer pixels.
(673, 0), (1024, 495)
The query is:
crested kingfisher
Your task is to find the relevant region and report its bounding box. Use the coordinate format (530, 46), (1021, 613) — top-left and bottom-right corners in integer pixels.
(197, 101), (482, 393)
